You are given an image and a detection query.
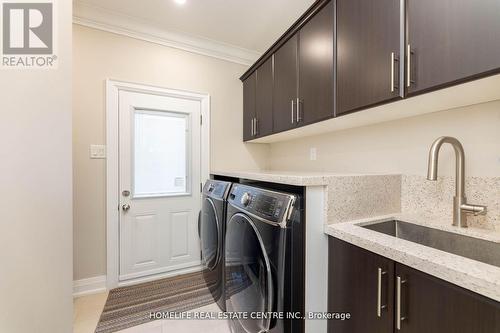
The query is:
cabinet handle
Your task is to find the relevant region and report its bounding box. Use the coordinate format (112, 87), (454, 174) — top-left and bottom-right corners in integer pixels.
(377, 268), (387, 317)
(296, 98), (303, 123)
(396, 276), (407, 330)
(406, 44), (415, 88)
(291, 100), (295, 124)
(391, 52), (399, 93)
(254, 118), (259, 136)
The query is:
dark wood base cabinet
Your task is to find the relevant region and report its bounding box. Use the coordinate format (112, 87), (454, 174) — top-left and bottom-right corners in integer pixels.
(328, 237), (500, 333)
(328, 237), (394, 333)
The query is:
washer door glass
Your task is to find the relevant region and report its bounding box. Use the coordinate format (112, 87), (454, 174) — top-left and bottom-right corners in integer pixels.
(225, 213), (273, 333)
(200, 198), (220, 270)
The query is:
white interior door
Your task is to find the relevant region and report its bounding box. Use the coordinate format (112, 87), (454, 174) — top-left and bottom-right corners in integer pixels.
(118, 90), (202, 281)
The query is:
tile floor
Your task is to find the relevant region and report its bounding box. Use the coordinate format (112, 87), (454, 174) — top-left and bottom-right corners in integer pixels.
(73, 292), (109, 333)
(73, 293), (232, 333)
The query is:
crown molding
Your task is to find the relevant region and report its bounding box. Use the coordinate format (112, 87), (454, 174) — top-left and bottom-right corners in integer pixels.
(73, 2), (260, 66)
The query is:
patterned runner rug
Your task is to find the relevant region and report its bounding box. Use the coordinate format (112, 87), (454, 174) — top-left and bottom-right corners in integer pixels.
(95, 270), (218, 333)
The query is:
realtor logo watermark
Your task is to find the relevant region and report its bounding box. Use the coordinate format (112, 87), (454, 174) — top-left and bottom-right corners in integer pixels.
(1, 0), (57, 69)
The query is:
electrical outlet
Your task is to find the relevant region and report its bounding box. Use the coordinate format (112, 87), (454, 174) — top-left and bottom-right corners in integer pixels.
(310, 147), (317, 161)
(90, 145), (106, 159)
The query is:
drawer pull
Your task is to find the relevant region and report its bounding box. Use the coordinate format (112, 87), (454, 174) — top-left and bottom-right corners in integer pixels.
(396, 276), (407, 330)
(377, 268), (387, 317)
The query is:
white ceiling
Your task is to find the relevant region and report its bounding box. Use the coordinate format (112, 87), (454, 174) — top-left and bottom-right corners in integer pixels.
(74, 0), (315, 54)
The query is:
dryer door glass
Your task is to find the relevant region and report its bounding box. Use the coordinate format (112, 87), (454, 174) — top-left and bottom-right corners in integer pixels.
(225, 213), (273, 333)
(200, 198), (220, 270)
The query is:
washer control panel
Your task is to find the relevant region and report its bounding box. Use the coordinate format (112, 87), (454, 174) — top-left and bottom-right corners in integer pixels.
(228, 184), (296, 224)
(240, 192), (252, 206)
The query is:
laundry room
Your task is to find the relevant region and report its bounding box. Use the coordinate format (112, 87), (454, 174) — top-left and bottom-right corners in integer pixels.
(1, 1), (500, 333)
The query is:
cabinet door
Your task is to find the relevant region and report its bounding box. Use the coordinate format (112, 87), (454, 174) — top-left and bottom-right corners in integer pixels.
(298, 1), (334, 124)
(395, 263), (500, 333)
(328, 238), (394, 333)
(273, 35), (298, 133)
(336, 0), (401, 115)
(255, 57), (273, 138)
(243, 72), (256, 141)
(406, 0), (500, 96)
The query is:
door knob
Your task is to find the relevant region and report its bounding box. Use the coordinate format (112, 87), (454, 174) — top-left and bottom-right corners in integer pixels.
(122, 204), (131, 212)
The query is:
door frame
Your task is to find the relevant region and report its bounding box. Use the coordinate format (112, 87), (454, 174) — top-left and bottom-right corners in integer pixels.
(105, 79), (210, 289)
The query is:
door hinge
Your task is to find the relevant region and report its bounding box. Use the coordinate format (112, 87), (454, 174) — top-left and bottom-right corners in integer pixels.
(200, 115), (203, 125)
(200, 183), (203, 192)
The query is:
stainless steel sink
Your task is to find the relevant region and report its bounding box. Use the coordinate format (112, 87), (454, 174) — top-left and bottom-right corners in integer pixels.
(361, 220), (500, 268)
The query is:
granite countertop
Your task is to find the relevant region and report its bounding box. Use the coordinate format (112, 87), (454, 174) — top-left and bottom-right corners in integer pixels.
(211, 170), (399, 186)
(325, 213), (500, 302)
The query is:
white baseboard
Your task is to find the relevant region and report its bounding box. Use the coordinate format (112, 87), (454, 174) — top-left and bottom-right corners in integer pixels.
(73, 275), (107, 297)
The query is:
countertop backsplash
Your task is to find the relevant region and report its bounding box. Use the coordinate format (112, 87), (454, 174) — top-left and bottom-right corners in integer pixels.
(326, 175), (401, 223)
(401, 175), (500, 231)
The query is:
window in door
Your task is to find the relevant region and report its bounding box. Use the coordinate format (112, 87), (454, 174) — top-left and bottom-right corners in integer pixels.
(133, 109), (190, 198)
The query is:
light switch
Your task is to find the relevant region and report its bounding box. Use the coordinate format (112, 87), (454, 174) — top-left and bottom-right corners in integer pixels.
(310, 147), (317, 161)
(90, 145), (106, 159)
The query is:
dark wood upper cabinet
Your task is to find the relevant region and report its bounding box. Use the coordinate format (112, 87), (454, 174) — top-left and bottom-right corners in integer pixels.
(328, 238), (394, 333)
(406, 0), (500, 96)
(255, 57), (273, 138)
(336, 0), (402, 116)
(242, 0), (500, 141)
(273, 35), (298, 133)
(395, 263), (500, 333)
(298, 1), (334, 124)
(274, 1), (334, 133)
(242, 72), (256, 141)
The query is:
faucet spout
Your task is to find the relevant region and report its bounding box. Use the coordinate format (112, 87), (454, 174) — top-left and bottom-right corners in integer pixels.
(426, 136), (486, 228)
(427, 136), (465, 198)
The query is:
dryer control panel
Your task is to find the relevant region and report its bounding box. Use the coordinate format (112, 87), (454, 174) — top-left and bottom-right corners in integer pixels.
(228, 184), (296, 225)
(203, 180), (231, 200)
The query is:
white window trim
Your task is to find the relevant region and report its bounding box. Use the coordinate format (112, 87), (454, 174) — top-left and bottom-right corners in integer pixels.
(106, 79), (210, 289)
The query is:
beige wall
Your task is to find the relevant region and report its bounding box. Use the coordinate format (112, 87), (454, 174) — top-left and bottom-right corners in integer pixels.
(0, 2), (73, 333)
(74, 23), (500, 281)
(268, 101), (500, 177)
(73, 25), (269, 280)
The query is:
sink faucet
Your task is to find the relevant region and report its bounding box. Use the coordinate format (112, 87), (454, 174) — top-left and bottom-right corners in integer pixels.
(427, 136), (487, 227)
